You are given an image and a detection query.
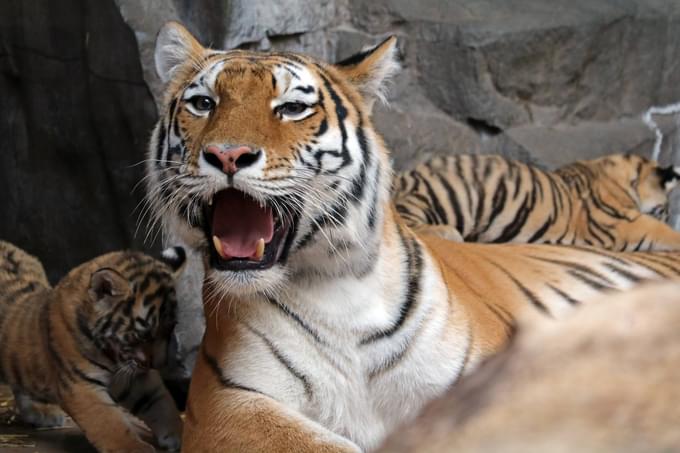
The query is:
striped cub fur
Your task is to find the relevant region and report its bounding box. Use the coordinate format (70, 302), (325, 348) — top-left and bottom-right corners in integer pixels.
(0, 241), (185, 453)
(394, 154), (680, 251)
(147, 22), (680, 453)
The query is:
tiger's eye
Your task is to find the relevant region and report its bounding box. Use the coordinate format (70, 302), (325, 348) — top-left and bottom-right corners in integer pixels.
(189, 95), (215, 112)
(276, 102), (308, 116)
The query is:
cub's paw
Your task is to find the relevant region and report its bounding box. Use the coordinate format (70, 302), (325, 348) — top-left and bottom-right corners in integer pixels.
(157, 432), (181, 452)
(14, 394), (67, 428)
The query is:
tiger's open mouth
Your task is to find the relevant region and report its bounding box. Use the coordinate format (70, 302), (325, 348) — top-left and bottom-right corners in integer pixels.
(204, 188), (293, 271)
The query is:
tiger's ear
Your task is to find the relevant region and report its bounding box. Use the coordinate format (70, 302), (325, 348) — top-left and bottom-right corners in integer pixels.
(88, 268), (130, 305)
(333, 36), (400, 107)
(658, 165), (680, 192)
(155, 21), (205, 83)
(160, 246), (187, 278)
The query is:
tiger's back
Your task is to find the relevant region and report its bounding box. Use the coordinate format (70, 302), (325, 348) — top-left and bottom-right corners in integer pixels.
(394, 154), (680, 251)
(0, 240), (50, 300)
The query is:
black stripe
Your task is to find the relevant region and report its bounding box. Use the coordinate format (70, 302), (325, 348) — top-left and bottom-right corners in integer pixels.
(492, 191), (535, 243)
(155, 122), (167, 166)
(202, 347), (263, 394)
(626, 254), (680, 277)
(475, 177), (508, 240)
(265, 297), (325, 345)
(368, 342), (409, 380)
(527, 216), (554, 243)
(246, 325), (312, 398)
(71, 366), (107, 388)
(5, 282), (38, 302)
(603, 263), (644, 283)
(361, 228), (423, 344)
(568, 270), (610, 291)
(548, 284), (581, 305)
(530, 256), (616, 287)
(294, 85), (314, 94)
(489, 262), (550, 314)
(483, 301), (517, 336)
(434, 172), (465, 235)
(415, 173), (448, 224)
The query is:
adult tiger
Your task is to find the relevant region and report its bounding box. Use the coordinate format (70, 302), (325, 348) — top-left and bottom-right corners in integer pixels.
(393, 153), (680, 251)
(146, 22), (680, 452)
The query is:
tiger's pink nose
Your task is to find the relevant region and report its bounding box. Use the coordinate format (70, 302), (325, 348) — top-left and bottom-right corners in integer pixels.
(203, 145), (262, 175)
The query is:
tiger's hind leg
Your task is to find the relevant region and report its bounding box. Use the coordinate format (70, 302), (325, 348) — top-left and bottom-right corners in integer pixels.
(12, 390), (67, 428)
(114, 370), (183, 452)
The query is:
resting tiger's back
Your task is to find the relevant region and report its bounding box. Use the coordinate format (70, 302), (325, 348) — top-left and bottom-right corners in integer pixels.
(393, 154), (680, 251)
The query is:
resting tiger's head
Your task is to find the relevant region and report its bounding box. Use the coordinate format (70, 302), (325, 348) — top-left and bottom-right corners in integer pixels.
(597, 154), (680, 220)
(146, 22), (398, 295)
(61, 247), (185, 372)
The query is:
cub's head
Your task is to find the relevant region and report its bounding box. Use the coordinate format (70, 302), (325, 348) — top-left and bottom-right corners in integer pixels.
(597, 154), (680, 220)
(146, 22), (398, 295)
(67, 247), (186, 372)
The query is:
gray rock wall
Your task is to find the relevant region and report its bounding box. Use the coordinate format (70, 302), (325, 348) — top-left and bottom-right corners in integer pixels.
(0, 0), (158, 283)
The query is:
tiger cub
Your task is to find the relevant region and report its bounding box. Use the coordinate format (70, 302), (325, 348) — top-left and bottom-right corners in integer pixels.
(0, 241), (185, 453)
(393, 153), (680, 251)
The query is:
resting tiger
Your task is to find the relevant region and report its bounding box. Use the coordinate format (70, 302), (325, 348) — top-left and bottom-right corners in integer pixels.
(146, 22), (680, 452)
(0, 241), (185, 452)
(393, 153), (680, 251)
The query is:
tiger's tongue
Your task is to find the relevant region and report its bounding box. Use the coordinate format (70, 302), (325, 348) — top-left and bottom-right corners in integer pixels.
(212, 189), (274, 258)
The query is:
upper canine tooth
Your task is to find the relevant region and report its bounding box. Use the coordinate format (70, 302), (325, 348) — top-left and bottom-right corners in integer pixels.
(213, 236), (225, 258)
(255, 238), (265, 260)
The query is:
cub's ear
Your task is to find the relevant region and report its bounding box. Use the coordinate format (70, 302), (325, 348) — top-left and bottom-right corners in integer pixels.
(333, 36), (400, 107)
(657, 165), (680, 192)
(155, 21), (205, 83)
(88, 268), (130, 304)
(160, 246), (187, 277)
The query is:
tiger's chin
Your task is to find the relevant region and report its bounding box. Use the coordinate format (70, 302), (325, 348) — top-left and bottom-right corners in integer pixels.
(205, 266), (289, 298)
(201, 187), (296, 297)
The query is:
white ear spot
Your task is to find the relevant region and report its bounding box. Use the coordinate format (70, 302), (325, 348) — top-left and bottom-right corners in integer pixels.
(665, 179), (679, 191)
(154, 22), (200, 83)
(161, 246), (187, 273)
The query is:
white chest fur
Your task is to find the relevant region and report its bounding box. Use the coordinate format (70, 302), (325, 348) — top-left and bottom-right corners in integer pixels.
(222, 246), (468, 450)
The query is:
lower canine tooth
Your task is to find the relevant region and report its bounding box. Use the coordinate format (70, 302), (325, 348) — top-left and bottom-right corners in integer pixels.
(255, 238), (265, 260)
(212, 236), (225, 258)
